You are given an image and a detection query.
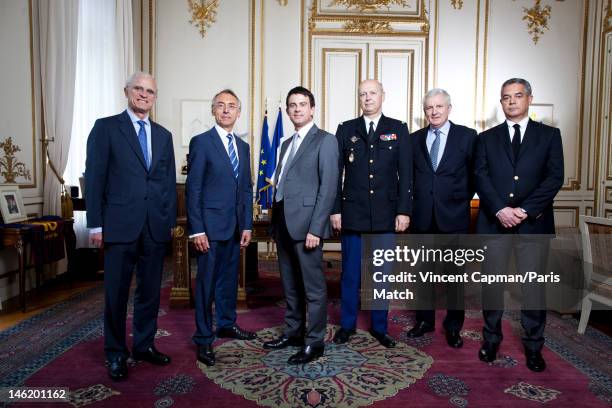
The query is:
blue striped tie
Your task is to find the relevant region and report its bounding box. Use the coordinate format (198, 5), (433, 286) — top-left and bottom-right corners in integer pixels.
(227, 133), (239, 179)
(137, 120), (149, 169)
(430, 128), (440, 171)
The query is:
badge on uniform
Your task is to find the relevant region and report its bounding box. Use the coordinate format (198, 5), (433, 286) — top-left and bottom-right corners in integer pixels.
(350, 136), (358, 143)
(349, 152), (355, 162)
(380, 133), (397, 141)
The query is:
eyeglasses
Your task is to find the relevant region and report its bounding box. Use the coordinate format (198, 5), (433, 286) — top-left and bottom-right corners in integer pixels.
(214, 102), (239, 111)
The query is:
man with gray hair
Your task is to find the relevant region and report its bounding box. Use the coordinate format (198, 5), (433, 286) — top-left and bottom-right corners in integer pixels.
(186, 89), (255, 367)
(406, 88), (477, 348)
(85, 71), (177, 381)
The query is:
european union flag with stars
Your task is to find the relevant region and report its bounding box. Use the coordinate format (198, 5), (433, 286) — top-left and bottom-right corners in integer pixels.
(256, 112), (272, 208)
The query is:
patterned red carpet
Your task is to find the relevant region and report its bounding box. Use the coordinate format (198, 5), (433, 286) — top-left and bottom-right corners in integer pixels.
(1, 260), (610, 407)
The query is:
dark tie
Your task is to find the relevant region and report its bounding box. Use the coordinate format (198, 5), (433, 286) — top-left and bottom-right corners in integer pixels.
(137, 120), (149, 169)
(274, 133), (299, 202)
(227, 134), (239, 179)
(367, 121), (375, 142)
(512, 124), (521, 160)
(430, 128), (440, 171)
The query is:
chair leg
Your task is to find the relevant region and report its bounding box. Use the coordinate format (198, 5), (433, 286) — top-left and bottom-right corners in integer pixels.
(577, 297), (592, 334)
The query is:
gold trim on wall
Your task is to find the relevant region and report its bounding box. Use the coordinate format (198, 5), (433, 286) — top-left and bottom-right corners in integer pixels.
(249, 0), (256, 162)
(311, 0), (426, 23)
(27, 0), (37, 189)
(321, 48), (363, 130)
(553, 205), (579, 228)
(373, 49), (414, 126)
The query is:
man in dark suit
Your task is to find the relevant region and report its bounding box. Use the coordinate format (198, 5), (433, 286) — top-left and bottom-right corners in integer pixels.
(186, 89), (255, 367)
(407, 89), (477, 348)
(331, 79), (412, 348)
(475, 78), (564, 372)
(85, 72), (177, 381)
(262, 87), (338, 364)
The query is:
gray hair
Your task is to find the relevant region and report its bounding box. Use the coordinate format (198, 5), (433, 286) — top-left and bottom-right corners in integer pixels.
(211, 89), (242, 111)
(501, 78), (532, 96)
(125, 71), (156, 88)
(422, 88), (451, 107)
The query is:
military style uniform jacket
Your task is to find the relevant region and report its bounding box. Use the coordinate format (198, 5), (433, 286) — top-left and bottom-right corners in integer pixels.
(332, 115), (412, 233)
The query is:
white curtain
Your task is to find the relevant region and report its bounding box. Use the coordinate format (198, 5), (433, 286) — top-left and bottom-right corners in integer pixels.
(39, 0), (79, 217)
(64, 0), (134, 247)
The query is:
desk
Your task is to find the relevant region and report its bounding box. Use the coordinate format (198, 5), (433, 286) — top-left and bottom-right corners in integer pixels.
(0, 218), (75, 312)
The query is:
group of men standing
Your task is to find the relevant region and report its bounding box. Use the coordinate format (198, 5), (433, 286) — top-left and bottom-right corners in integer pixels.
(85, 72), (563, 382)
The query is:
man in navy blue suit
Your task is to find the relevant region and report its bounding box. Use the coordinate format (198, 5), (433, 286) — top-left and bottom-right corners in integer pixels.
(85, 72), (177, 381)
(475, 78), (564, 372)
(186, 89), (254, 367)
(407, 89), (477, 348)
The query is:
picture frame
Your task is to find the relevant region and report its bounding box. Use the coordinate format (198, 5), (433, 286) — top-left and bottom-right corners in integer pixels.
(0, 185), (28, 224)
(181, 99), (214, 147)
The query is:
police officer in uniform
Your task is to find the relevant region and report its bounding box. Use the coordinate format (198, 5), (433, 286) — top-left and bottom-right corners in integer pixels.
(331, 79), (412, 348)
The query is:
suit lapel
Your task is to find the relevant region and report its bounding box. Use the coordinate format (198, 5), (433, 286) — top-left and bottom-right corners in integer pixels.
(285, 125), (318, 173)
(418, 128), (433, 172)
(118, 111), (148, 170)
(436, 122), (455, 171)
(236, 137), (248, 186)
(148, 121), (165, 172)
(498, 123), (515, 165)
(210, 127), (237, 182)
(517, 119), (537, 162)
(274, 138), (291, 185)
(373, 115), (391, 142)
(355, 116), (368, 142)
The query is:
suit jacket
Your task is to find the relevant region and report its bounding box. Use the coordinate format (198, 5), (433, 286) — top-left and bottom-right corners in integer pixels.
(185, 127), (253, 241)
(85, 110), (177, 243)
(411, 122), (477, 233)
(332, 115), (412, 232)
(275, 125), (338, 241)
(475, 119), (564, 234)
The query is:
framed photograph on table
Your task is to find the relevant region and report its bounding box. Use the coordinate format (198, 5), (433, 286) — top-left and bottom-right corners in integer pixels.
(0, 185), (28, 223)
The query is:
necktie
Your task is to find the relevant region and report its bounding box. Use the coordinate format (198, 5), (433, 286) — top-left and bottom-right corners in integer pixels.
(430, 128), (440, 171)
(137, 120), (149, 169)
(275, 133), (299, 202)
(512, 124), (521, 160)
(367, 121), (375, 142)
(227, 133), (239, 179)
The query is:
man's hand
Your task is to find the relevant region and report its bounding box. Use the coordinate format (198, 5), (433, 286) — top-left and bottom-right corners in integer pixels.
(330, 214), (342, 232)
(512, 207), (528, 222)
(240, 230), (252, 248)
(193, 234), (210, 253)
(90, 232), (103, 248)
(497, 207), (524, 228)
(395, 214), (410, 232)
(305, 233), (320, 249)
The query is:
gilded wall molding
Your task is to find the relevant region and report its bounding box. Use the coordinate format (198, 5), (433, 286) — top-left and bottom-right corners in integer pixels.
(450, 0), (463, 9)
(0, 137), (32, 184)
(327, 0), (411, 12)
(187, 0), (219, 38)
(521, 0), (552, 44)
(605, 0), (612, 31)
(343, 20), (394, 33)
(277, 0), (288, 5)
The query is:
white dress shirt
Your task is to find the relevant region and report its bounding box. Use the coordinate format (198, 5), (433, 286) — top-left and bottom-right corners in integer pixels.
(274, 120), (314, 185)
(363, 113), (382, 133)
(214, 124), (239, 166)
(506, 116), (529, 143)
(426, 120), (451, 169)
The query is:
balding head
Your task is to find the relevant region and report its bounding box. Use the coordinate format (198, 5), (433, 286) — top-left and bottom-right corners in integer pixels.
(358, 79), (385, 118)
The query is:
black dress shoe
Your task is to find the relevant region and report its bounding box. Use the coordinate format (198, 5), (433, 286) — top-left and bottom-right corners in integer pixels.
(369, 329), (396, 348)
(287, 345), (324, 365)
(332, 328), (355, 344)
(445, 330), (464, 348)
(196, 345), (215, 366)
(478, 342), (499, 363)
(108, 356), (127, 381)
(132, 346), (171, 366)
(525, 350), (546, 372)
(263, 336), (304, 350)
(217, 325), (257, 340)
(407, 321), (435, 338)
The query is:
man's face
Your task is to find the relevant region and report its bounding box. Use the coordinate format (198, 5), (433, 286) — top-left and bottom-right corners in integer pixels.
(500, 83), (532, 122)
(124, 75), (157, 115)
(212, 92), (241, 131)
(423, 94), (452, 129)
(286, 93), (314, 130)
(358, 80), (384, 117)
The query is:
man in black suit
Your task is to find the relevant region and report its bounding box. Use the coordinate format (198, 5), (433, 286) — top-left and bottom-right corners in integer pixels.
(85, 72), (177, 381)
(263, 87), (338, 365)
(475, 78), (564, 372)
(331, 79), (412, 348)
(407, 89), (477, 348)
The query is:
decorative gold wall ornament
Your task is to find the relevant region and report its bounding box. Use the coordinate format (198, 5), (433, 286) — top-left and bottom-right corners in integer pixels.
(450, 0), (463, 9)
(522, 0), (552, 44)
(343, 20), (393, 33)
(605, 0), (612, 30)
(0, 137), (32, 183)
(277, 0), (288, 5)
(187, 0), (219, 38)
(327, 0), (410, 13)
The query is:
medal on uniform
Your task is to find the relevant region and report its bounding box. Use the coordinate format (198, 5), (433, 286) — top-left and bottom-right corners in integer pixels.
(350, 136), (358, 143)
(349, 152), (355, 162)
